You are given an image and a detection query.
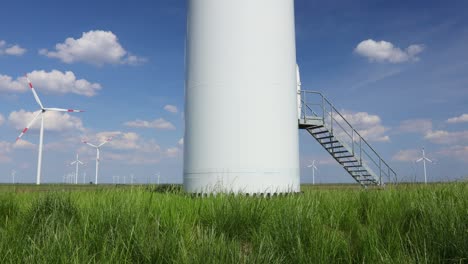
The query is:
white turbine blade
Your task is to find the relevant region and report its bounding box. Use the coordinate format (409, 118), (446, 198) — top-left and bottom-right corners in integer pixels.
(71, 161), (77, 165)
(313, 165), (318, 170)
(307, 165), (313, 168)
(44, 107), (84, 113)
(82, 139), (98, 148)
(425, 157), (433, 163)
(78, 161), (84, 165)
(26, 75), (44, 109)
(15, 111), (42, 141)
(98, 137), (113, 147)
(416, 158), (423, 163)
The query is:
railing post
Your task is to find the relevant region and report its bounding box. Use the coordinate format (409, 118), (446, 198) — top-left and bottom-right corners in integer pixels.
(321, 95), (325, 122)
(379, 158), (382, 185)
(330, 106), (333, 134)
(359, 137), (362, 164)
(388, 166), (391, 184)
(302, 91), (305, 120)
(351, 129), (354, 155)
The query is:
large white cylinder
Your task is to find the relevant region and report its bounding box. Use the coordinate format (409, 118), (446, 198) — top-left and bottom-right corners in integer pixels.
(184, 0), (300, 194)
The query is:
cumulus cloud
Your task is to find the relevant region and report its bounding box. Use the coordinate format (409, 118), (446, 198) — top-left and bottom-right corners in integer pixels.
(82, 131), (162, 164)
(9, 110), (85, 132)
(124, 118), (176, 130)
(0, 113), (4, 126)
(0, 74), (27, 93)
(0, 141), (12, 163)
(398, 119), (433, 134)
(0, 139), (36, 163)
(447, 114), (468, 124)
(437, 145), (468, 163)
(164, 105), (178, 113)
(165, 147), (180, 158)
(337, 111), (390, 142)
(354, 39), (424, 63)
(424, 130), (468, 145)
(13, 139), (36, 149)
(392, 149), (420, 162)
(88, 131), (161, 153)
(39, 30), (146, 66)
(0, 40), (26, 56)
(0, 70), (101, 96)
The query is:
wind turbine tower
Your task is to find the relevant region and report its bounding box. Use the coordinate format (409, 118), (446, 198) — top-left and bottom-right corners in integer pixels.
(16, 75), (83, 185)
(307, 160), (318, 185)
(416, 147), (433, 184)
(82, 137), (112, 184)
(155, 172), (161, 185)
(70, 154), (84, 184)
(11, 170), (16, 184)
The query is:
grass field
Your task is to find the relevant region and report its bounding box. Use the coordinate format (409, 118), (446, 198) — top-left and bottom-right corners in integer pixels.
(0, 183), (466, 263)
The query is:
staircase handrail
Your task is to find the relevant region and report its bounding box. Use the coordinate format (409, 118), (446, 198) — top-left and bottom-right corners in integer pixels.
(299, 90), (397, 183)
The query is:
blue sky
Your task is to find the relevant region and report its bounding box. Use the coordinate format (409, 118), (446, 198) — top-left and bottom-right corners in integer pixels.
(0, 0), (466, 184)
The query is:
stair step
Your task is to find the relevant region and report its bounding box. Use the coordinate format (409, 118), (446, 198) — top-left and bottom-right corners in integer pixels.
(336, 154), (354, 158)
(312, 130), (329, 136)
(357, 179), (376, 183)
(321, 140), (339, 144)
(331, 150), (349, 154)
(355, 175), (372, 179)
(316, 135), (334, 140)
(344, 165), (362, 168)
(341, 159), (359, 163)
(326, 145), (343, 150)
(349, 169), (368, 172)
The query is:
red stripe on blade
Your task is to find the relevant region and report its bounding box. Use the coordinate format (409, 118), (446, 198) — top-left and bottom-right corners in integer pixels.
(22, 128), (28, 133)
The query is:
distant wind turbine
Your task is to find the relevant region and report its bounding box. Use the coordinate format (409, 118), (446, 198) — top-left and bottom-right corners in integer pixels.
(82, 137), (112, 184)
(155, 172), (161, 185)
(416, 147), (433, 184)
(70, 153), (84, 184)
(307, 160), (318, 185)
(15, 75), (84, 185)
(11, 169), (16, 184)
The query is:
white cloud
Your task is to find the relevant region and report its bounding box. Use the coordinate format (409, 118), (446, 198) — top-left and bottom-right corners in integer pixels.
(337, 111), (390, 142)
(424, 130), (468, 145)
(0, 113), (4, 126)
(9, 109), (85, 132)
(165, 147), (180, 158)
(39, 30), (145, 66)
(0, 40), (26, 56)
(124, 118), (176, 130)
(354, 39), (424, 63)
(28, 70), (101, 97)
(13, 139), (36, 149)
(178, 138), (184, 146)
(392, 149), (420, 162)
(0, 74), (27, 93)
(87, 131), (161, 153)
(0, 70), (101, 96)
(82, 131), (162, 165)
(447, 114), (468, 124)
(437, 145), (468, 163)
(398, 119), (433, 134)
(0, 141), (13, 163)
(164, 105), (178, 113)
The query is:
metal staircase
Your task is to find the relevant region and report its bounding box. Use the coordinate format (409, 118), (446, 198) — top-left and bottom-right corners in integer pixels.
(298, 90), (397, 187)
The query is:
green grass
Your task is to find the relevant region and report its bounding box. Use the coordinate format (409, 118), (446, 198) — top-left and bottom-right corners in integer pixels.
(0, 183), (466, 263)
